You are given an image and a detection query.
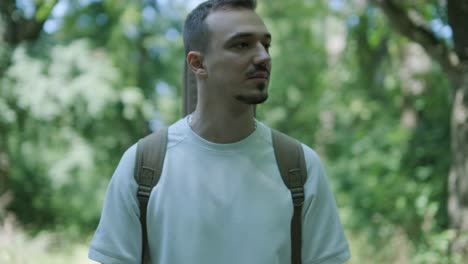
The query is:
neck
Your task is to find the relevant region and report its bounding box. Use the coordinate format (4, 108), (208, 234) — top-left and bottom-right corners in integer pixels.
(188, 105), (256, 144)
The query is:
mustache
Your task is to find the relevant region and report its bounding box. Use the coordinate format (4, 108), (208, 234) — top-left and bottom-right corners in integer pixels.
(246, 64), (270, 78)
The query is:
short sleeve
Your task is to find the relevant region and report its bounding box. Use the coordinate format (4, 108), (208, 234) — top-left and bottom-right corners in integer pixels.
(88, 144), (142, 264)
(301, 145), (350, 264)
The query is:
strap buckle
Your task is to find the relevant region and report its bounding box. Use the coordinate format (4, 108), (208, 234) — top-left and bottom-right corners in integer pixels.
(137, 166), (157, 203)
(137, 185), (152, 203)
(289, 169), (304, 206)
(291, 187), (304, 206)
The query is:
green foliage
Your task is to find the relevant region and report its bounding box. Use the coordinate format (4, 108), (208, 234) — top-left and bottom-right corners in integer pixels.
(0, 212), (90, 264)
(34, 0), (59, 21)
(1, 0), (466, 262)
(258, 0), (460, 262)
(0, 0), (187, 237)
(1, 38), (157, 235)
(320, 2), (456, 262)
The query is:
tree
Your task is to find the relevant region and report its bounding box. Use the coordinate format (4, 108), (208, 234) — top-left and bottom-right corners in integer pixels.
(372, 0), (468, 254)
(0, 0), (57, 196)
(257, 0), (461, 261)
(0, 0), (463, 261)
(0, 0), (183, 235)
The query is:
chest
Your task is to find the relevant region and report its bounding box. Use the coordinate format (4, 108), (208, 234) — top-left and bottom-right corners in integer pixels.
(147, 147), (293, 235)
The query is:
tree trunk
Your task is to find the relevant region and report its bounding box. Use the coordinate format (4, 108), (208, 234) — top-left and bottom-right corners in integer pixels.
(0, 134), (9, 194)
(438, 0), (468, 254)
(448, 62), (468, 255)
(373, 0), (468, 256)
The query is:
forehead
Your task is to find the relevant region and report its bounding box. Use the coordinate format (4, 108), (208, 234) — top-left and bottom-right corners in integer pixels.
(205, 9), (270, 43)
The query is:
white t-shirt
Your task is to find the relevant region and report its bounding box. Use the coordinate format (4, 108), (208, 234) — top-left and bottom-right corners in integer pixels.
(89, 118), (350, 264)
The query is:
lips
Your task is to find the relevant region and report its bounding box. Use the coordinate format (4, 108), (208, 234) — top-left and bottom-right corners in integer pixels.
(248, 71), (269, 79)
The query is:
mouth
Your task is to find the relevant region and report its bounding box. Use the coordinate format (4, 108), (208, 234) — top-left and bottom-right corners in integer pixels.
(247, 71), (269, 80)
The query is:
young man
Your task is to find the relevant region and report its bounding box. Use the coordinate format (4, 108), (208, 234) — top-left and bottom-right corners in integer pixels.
(88, 0), (350, 263)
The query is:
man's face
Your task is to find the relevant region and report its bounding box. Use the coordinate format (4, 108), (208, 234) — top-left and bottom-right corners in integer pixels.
(202, 8), (272, 105)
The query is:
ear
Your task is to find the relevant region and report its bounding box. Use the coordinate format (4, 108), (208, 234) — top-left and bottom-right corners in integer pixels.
(187, 51), (207, 77)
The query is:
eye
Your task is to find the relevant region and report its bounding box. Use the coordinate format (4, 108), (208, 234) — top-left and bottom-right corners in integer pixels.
(263, 43), (271, 52)
(233, 42), (250, 49)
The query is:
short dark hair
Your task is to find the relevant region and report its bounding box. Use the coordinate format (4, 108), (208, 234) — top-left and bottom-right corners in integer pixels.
(183, 0), (257, 55)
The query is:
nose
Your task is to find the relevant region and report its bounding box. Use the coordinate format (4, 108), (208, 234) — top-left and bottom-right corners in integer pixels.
(253, 43), (271, 67)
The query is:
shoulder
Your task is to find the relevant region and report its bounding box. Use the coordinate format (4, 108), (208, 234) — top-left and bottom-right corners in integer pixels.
(300, 143), (324, 173)
(154, 118), (190, 149)
(106, 144), (138, 189)
(117, 143), (138, 173)
(258, 121), (324, 171)
(298, 143), (330, 194)
(263, 124), (324, 171)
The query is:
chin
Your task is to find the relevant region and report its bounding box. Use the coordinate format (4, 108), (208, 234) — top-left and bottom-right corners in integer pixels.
(236, 92), (268, 105)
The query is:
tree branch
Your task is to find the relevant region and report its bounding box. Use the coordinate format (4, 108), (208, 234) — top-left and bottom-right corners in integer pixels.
(447, 0), (468, 60)
(373, 0), (461, 80)
(0, 0), (59, 45)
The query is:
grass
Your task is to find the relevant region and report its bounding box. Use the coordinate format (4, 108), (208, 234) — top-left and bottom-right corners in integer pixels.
(1, 212), (465, 264)
(0, 213), (95, 264)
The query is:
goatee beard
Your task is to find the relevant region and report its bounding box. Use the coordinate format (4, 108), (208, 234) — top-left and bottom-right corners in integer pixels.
(236, 90), (268, 105)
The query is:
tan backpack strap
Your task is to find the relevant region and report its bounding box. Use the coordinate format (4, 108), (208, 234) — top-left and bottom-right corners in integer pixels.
(134, 127), (168, 264)
(272, 129), (307, 264)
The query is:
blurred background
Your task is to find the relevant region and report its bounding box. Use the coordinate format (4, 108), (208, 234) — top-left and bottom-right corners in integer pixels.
(1, 0), (467, 263)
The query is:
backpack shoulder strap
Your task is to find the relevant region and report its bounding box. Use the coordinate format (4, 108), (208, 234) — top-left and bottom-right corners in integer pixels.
(134, 127), (168, 264)
(271, 129), (307, 264)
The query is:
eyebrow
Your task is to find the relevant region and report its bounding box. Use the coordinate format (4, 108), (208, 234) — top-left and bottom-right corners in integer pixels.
(225, 32), (272, 43)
